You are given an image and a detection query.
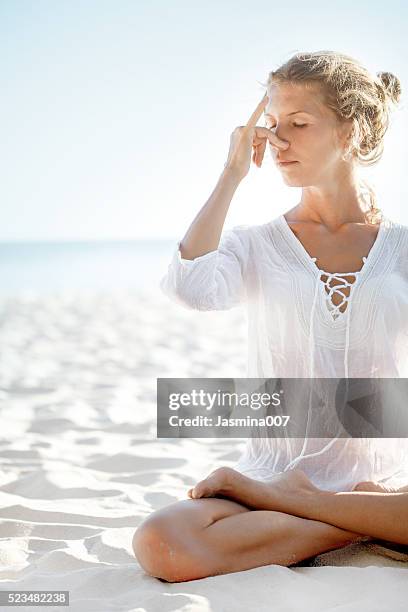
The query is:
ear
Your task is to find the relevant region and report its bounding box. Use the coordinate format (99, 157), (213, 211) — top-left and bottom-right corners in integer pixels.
(338, 119), (354, 150)
(334, 119), (354, 161)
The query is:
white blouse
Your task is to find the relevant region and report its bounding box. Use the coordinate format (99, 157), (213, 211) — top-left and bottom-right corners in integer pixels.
(160, 213), (408, 492)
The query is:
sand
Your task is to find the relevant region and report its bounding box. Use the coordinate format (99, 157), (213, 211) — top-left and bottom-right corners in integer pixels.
(0, 288), (407, 612)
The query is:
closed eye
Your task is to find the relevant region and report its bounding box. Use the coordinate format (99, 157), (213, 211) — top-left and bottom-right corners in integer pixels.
(267, 123), (307, 129)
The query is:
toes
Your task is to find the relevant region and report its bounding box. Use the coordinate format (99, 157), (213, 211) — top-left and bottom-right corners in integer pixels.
(192, 480), (211, 498)
(187, 466), (238, 500)
(187, 480), (208, 499)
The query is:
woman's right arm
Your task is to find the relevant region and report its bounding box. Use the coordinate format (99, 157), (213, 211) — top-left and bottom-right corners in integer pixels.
(177, 165), (242, 261)
(160, 92), (289, 310)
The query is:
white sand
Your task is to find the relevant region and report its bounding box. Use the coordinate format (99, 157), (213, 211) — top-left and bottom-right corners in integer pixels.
(0, 288), (407, 612)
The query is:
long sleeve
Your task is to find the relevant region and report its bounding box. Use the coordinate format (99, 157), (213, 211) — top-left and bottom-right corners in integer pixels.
(159, 225), (250, 311)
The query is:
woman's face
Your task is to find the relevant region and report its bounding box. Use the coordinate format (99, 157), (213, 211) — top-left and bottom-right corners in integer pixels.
(264, 82), (352, 187)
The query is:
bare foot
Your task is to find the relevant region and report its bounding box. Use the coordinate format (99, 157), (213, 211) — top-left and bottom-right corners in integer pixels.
(187, 466), (318, 513)
(187, 467), (242, 499)
(351, 480), (400, 494)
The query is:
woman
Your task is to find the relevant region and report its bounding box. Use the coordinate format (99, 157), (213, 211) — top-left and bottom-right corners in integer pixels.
(133, 51), (408, 582)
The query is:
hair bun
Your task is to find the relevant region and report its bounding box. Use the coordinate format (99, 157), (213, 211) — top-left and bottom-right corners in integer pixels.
(376, 71), (402, 105)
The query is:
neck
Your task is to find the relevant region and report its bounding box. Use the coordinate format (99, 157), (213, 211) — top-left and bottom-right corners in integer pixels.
(294, 167), (372, 231)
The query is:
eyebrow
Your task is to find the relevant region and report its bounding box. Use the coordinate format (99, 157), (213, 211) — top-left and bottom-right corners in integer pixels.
(264, 110), (313, 117)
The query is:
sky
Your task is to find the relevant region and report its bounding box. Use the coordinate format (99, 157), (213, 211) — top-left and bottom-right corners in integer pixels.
(1, 0), (407, 241)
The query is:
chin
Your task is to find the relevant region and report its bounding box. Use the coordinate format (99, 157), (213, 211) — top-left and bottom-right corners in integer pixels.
(280, 167), (315, 188)
(281, 176), (305, 187)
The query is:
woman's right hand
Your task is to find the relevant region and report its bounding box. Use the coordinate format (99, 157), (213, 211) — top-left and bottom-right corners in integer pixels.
(224, 92), (290, 181)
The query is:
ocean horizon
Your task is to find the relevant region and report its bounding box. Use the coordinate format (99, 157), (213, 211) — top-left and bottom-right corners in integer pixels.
(0, 239), (178, 295)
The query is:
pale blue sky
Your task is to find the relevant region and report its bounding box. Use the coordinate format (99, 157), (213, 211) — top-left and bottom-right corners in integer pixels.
(1, 0), (407, 241)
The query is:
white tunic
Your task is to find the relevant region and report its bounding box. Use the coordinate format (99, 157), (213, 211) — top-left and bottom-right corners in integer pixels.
(160, 213), (408, 491)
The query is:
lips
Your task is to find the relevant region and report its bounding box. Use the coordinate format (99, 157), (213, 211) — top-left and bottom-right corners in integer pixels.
(277, 160), (298, 164)
(277, 160), (299, 168)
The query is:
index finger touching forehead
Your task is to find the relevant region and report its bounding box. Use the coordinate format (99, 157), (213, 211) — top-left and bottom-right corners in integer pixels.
(246, 92), (269, 129)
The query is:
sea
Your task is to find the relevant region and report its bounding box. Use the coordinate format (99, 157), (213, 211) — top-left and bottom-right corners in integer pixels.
(0, 239), (178, 296)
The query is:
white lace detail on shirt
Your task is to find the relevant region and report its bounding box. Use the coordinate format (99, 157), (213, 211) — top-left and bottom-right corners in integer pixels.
(312, 256), (367, 321)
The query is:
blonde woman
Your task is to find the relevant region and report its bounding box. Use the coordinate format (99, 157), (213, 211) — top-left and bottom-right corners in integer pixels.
(133, 51), (408, 582)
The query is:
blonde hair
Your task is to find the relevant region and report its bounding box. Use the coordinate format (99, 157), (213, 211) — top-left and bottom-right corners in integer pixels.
(260, 50), (402, 224)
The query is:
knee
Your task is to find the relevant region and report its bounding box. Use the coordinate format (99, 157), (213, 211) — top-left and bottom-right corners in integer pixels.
(132, 512), (205, 583)
(132, 514), (171, 580)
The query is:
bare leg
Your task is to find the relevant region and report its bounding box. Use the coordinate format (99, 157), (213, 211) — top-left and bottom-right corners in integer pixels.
(133, 494), (364, 583)
(189, 467), (408, 545)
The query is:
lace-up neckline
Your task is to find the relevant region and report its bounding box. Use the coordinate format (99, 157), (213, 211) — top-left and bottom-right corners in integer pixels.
(311, 256), (367, 321)
(277, 214), (386, 324)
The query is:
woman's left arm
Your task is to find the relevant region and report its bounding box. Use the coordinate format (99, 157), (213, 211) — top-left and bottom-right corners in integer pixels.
(286, 485), (408, 545)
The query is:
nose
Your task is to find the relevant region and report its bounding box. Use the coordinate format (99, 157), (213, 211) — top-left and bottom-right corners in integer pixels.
(269, 126), (290, 147)
(269, 137), (290, 157)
